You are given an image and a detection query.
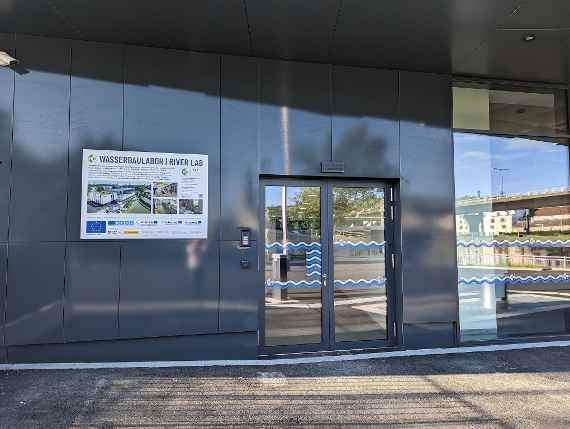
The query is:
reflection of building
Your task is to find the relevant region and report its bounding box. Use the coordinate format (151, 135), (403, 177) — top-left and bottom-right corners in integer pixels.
(527, 207), (570, 232)
(456, 211), (514, 236)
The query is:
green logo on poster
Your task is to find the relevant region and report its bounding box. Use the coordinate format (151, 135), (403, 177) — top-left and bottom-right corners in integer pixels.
(181, 167), (189, 176)
(88, 154), (97, 163)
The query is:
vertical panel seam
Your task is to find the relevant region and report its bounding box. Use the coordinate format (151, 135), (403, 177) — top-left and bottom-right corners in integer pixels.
(7, 35), (16, 244)
(63, 43), (72, 343)
(118, 45), (126, 337)
(217, 56), (222, 332)
(121, 46), (125, 151)
(329, 64), (334, 161)
(397, 71), (405, 331)
(4, 34), (16, 353)
(117, 244), (122, 336)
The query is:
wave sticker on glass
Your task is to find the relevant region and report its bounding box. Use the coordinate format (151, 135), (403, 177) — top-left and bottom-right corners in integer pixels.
(80, 149), (208, 239)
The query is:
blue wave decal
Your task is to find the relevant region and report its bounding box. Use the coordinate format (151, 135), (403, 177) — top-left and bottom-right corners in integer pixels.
(265, 242), (322, 251)
(266, 241), (386, 251)
(334, 278), (386, 288)
(459, 274), (570, 285)
(334, 241), (386, 249)
(457, 240), (570, 249)
(265, 278), (385, 289)
(265, 280), (321, 289)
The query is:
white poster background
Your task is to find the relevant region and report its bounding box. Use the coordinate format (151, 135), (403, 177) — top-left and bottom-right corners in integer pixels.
(80, 149), (208, 239)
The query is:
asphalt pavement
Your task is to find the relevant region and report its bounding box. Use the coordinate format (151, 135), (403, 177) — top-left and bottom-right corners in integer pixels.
(2, 346), (570, 428)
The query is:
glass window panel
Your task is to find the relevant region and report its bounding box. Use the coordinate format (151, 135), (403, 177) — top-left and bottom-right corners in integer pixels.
(264, 185), (322, 346)
(332, 186), (387, 342)
(454, 132), (570, 341)
(453, 84), (568, 136)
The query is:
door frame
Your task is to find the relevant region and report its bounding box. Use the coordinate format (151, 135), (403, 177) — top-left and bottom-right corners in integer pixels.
(258, 177), (398, 355)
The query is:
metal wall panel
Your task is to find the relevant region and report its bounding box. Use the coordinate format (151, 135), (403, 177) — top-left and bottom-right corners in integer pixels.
(220, 55), (259, 241)
(399, 71), (452, 142)
(64, 243), (120, 342)
(0, 244), (6, 352)
(68, 41), (124, 240)
(7, 332), (257, 363)
(6, 243), (65, 345)
(124, 45), (220, 238)
(259, 59), (331, 176)
(0, 34), (14, 242)
(119, 241), (220, 338)
(399, 72), (458, 344)
(219, 241), (258, 332)
(10, 35), (70, 242)
(402, 322), (456, 349)
(332, 66), (399, 178)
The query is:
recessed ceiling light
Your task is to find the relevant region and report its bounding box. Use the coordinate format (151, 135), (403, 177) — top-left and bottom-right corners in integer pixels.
(523, 33), (537, 42)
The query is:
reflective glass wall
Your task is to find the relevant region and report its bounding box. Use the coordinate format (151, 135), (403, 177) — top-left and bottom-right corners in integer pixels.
(453, 82), (570, 341)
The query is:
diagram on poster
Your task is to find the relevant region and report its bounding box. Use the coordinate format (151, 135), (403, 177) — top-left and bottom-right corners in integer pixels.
(80, 149), (208, 239)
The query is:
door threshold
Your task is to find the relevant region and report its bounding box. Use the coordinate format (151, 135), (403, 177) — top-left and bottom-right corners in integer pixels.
(259, 345), (399, 360)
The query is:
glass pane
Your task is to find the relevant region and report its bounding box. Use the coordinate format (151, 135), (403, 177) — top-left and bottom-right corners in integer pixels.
(453, 84), (568, 136)
(332, 186), (387, 342)
(264, 185), (322, 346)
(454, 132), (570, 341)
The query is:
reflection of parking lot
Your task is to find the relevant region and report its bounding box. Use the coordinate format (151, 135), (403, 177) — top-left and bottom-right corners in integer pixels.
(459, 267), (570, 339)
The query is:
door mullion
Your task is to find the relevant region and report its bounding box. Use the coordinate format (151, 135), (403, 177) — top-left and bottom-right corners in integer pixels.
(326, 180), (335, 348)
(321, 181), (332, 348)
(386, 183), (398, 346)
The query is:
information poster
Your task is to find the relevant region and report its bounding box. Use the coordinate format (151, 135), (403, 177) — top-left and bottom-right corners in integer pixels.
(80, 149), (208, 239)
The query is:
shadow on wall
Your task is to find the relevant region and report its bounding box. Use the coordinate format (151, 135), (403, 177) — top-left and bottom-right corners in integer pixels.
(0, 32), (451, 130)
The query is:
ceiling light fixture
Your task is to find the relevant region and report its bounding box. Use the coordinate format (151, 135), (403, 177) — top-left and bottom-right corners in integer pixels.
(0, 51), (17, 67)
(523, 33), (537, 42)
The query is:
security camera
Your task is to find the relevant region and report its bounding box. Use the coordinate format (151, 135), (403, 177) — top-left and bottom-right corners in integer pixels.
(0, 51), (18, 67)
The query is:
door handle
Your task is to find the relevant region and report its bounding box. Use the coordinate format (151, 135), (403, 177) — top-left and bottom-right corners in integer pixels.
(322, 273), (327, 288)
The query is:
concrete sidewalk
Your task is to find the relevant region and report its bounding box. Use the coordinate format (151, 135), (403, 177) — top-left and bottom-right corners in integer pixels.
(1, 347), (570, 428)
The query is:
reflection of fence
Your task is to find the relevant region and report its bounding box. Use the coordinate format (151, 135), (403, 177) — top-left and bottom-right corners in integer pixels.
(459, 274), (570, 286)
(265, 241), (386, 289)
(458, 253), (570, 270)
(458, 240), (570, 248)
(266, 241), (386, 251)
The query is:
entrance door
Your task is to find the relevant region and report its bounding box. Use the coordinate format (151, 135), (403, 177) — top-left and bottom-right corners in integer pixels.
(261, 179), (396, 352)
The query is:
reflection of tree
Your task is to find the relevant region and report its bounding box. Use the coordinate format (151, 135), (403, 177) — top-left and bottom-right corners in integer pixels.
(265, 187), (383, 242)
(332, 189), (382, 228)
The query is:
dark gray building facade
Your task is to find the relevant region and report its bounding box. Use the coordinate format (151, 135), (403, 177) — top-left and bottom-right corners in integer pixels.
(1, 1), (569, 363)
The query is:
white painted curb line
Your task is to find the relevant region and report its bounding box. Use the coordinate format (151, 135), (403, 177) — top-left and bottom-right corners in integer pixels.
(1, 340), (569, 370)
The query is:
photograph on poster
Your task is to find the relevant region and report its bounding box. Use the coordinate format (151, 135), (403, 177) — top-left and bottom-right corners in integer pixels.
(153, 198), (178, 214)
(179, 198), (204, 215)
(86, 182), (152, 214)
(153, 182), (178, 198)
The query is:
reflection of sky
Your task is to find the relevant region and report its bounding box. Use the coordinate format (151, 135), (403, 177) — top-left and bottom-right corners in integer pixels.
(454, 132), (569, 198)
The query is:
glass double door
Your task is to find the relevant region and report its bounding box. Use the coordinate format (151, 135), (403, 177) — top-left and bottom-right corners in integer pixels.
(262, 179), (396, 352)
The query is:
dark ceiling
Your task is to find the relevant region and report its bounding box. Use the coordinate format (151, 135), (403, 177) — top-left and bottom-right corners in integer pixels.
(0, 0), (569, 84)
